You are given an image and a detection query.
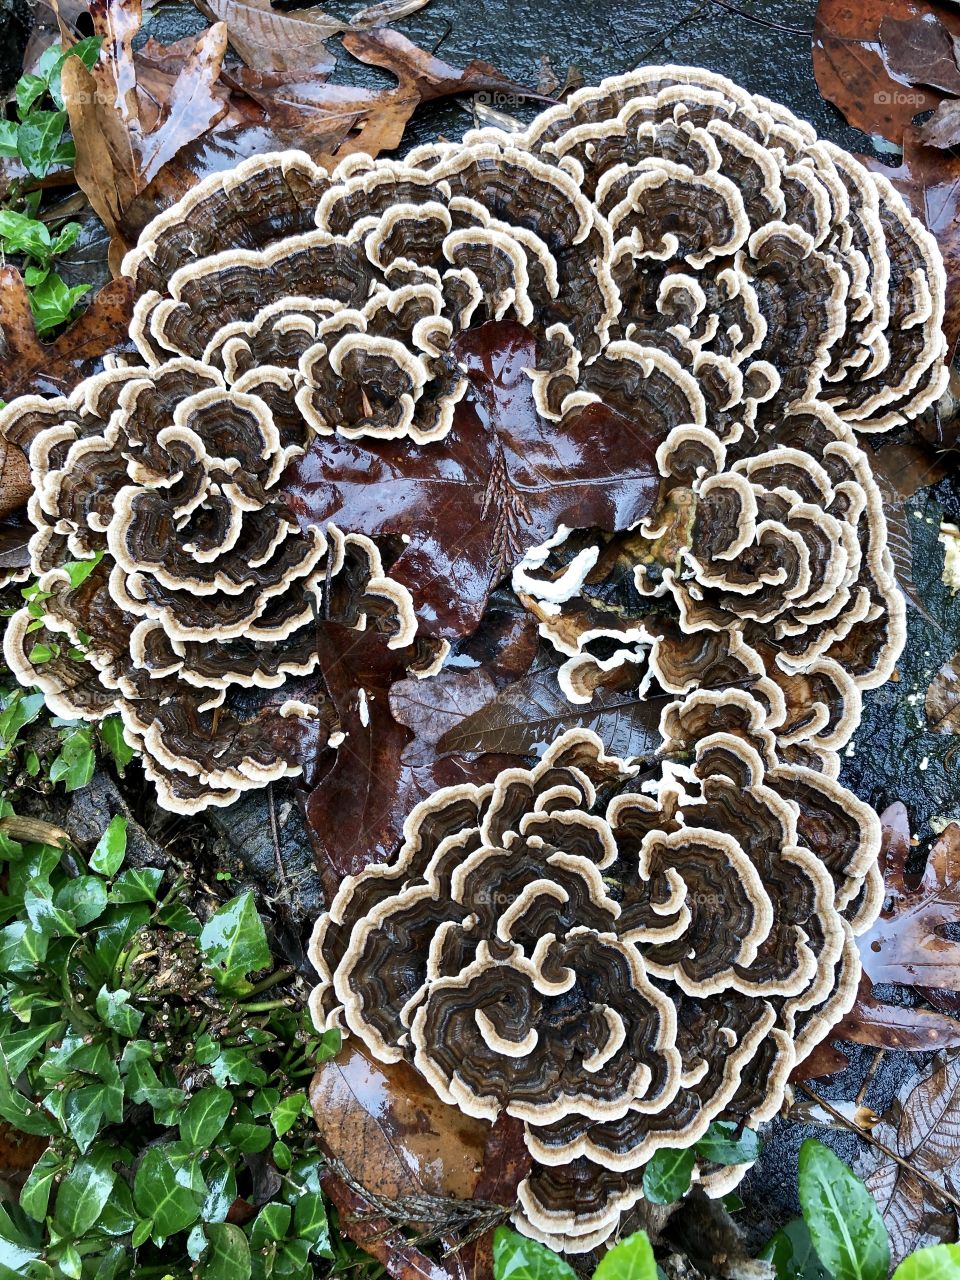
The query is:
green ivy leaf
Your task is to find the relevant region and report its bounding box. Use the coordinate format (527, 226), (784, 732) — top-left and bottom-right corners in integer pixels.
(53, 1145), (117, 1237)
(108, 866), (163, 904)
(315, 1027), (342, 1062)
(26, 271), (90, 337)
(99, 716), (134, 774)
(1, 1021), (62, 1079)
(271, 1091), (306, 1137)
(695, 1121), (761, 1166)
(55, 875), (107, 926)
(95, 985), (143, 1036)
(90, 815), (128, 877)
(180, 1085), (233, 1150)
(0, 210), (52, 260)
(203, 1223), (252, 1280)
(16, 74), (48, 120)
(294, 1191), (332, 1256)
(199, 891), (271, 994)
(798, 1140), (891, 1280)
(20, 1149), (63, 1222)
(209, 1048), (268, 1088)
(592, 1231), (657, 1280)
(251, 1202), (292, 1247)
(891, 1245), (960, 1280)
(62, 552), (103, 589)
(133, 1146), (203, 1239)
(641, 1146), (695, 1205)
(16, 110), (67, 178)
(492, 1226), (577, 1280)
(761, 1217), (830, 1279)
(48, 726), (96, 791)
(0, 120), (17, 157)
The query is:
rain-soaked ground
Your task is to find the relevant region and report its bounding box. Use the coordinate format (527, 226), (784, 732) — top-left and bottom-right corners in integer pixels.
(2, 0), (959, 1256)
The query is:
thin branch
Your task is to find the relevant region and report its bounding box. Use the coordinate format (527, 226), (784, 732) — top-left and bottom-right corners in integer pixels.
(797, 1082), (960, 1215)
(707, 0), (813, 36)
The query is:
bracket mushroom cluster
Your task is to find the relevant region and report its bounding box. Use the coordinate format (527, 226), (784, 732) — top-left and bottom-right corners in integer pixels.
(310, 696), (882, 1251)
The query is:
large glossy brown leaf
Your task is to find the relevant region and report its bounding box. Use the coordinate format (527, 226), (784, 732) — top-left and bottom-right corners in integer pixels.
(458, 1117), (531, 1280)
(435, 662), (665, 759)
(835, 973), (960, 1051)
(859, 806), (960, 990)
(0, 267), (135, 402)
(304, 622), (520, 882)
(812, 0), (960, 145)
(194, 0), (341, 74)
(858, 1053), (960, 1265)
(879, 11), (960, 95)
(286, 321), (663, 641)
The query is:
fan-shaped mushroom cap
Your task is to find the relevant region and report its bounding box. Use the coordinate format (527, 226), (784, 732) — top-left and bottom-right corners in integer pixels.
(310, 696), (879, 1251)
(1, 360), (416, 810)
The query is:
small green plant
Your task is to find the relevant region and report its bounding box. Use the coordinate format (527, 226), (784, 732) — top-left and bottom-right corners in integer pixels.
(0, 38), (102, 334)
(0, 804), (340, 1277)
(493, 1226), (657, 1280)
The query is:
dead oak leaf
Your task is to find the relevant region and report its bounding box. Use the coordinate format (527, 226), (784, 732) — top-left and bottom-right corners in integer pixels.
(0, 266), (135, 402)
(194, 0), (341, 74)
(285, 320), (662, 641)
(859, 805), (960, 990)
(879, 12), (960, 96)
(858, 1052), (960, 1266)
(813, 0), (960, 145)
(61, 0), (229, 247)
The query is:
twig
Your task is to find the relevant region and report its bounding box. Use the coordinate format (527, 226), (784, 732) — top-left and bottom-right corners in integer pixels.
(635, 0), (711, 61)
(267, 781), (287, 898)
(706, 0), (813, 36)
(797, 1082), (960, 1215)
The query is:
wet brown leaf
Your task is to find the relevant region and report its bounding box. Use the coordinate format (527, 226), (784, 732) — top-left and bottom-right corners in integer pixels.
(791, 1040), (851, 1081)
(834, 973), (960, 1051)
(858, 1053), (960, 1265)
(286, 321), (662, 641)
(310, 1040), (488, 1202)
(879, 11), (960, 96)
(61, 0), (229, 248)
(435, 662), (665, 759)
(0, 438), (32, 522)
(390, 669), (500, 746)
(859, 805), (960, 990)
(458, 1116), (531, 1280)
(813, 0), (960, 145)
(194, 0), (340, 74)
(921, 96), (960, 147)
(0, 267), (135, 403)
(304, 622), (519, 883)
(927, 652), (960, 733)
(0, 1123), (48, 1175)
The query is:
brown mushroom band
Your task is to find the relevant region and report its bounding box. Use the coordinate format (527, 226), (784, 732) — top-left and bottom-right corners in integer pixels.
(310, 705), (881, 1250)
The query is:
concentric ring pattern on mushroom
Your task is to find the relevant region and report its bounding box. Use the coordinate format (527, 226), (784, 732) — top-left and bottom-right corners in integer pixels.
(0, 64), (947, 1250)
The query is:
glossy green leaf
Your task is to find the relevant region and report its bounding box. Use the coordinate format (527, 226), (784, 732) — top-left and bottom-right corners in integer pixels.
(251, 1202), (292, 1246)
(209, 1048), (268, 1088)
(761, 1217), (830, 1279)
(1, 1022), (62, 1079)
(294, 1191), (332, 1255)
(99, 717), (134, 774)
(55, 876), (107, 927)
(592, 1231), (657, 1280)
(891, 1244), (960, 1280)
(53, 1146), (116, 1237)
(16, 74), (48, 120)
(89, 816), (128, 877)
(47, 726), (96, 789)
(20, 1150), (63, 1222)
(0, 120), (17, 157)
(0, 210), (51, 260)
(695, 1121), (761, 1166)
(108, 866), (163, 904)
(199, 891), (271, 994)
(95, 985), (143, 1036)
(203, 1223), (252, 1280)
(798, 1140), (890, 1280)
(271, 1091), (306, 1137)
(641, 1146), (695, 1205)
(133, 1146), (203, 1238)
(16, 109), (67, 178)
(180, 1085), (233, 1150)
(492, 1226), (577, 1280)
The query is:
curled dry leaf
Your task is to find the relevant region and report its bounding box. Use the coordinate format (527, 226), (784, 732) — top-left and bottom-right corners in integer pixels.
(0, 266), (135, 401)
(926, 652), (960, 733)
(858, 1052), (960, 1266)
(286, 321), (662, 640)
(194, 0), (341, 74)
(859, 809), (960, 990)
(61, 0), (229, 249)
(813, 0), (960, 144)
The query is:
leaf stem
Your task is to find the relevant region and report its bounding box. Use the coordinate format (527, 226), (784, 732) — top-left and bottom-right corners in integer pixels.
(796, 1082), (960, 1215)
